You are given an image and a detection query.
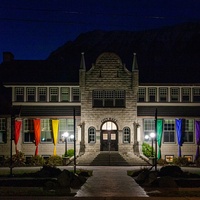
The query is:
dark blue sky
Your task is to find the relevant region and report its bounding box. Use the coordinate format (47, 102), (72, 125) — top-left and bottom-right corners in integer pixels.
(1, 0), (200, 63)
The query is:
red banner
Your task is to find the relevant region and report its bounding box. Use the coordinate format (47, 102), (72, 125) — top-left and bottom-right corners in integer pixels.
(33, 119), (41, 155)
(14, 120), (22, 153)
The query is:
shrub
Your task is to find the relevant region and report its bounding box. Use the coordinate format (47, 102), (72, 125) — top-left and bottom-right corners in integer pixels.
(30, 155), (44, 166)
(173, 157), (189, 166)
(46, 155), (63, 166)
(195, 157), (200, 167)
(142, 142), (155, 158)
(5, 151), (26, 167)
(157, 158), (168, 166)
(159, 165), (183, 177)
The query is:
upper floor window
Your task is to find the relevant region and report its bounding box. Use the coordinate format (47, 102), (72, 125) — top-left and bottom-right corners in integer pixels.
(183, 119), (194, 143)
(15, 87), (24, 102)
(193, 88), (200, 102)
(148, 88), (157, 102)
(23, 119), (34, 143)
(123, 127), (130, 143)
(182, 88), (190, 102)
(38, 87), (47, 102)
(41, 119), (53, 142)
(50, 87), (58, 102)
(170, 88), (179, 102)
(27, 87), (35, 102)
(61, 87), (70, 102)
(93, 90), (125, 107)
(159, 88), (168, 102)
(0, 118), (6, 143)
(88, 127), (96, 143)
(138, 88), (146, 102)
(72, 88), (80, 102)
(163, 119), (175, 143)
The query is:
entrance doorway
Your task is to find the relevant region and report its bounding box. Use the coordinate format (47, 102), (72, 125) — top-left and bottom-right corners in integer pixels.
(100, 121), (118, 151)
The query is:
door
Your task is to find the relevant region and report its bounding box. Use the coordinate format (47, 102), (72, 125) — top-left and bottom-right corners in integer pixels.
(101, 130), (118, 151)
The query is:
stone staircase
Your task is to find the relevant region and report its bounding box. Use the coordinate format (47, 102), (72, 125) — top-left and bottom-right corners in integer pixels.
(76, 152), (150, 166)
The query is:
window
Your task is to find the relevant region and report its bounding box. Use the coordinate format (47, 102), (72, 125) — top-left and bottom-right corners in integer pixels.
(143, 119), (155, 141)
(138, 88), (146, 102)
(184, 155), (193, 162)
(88, 127), (96, 143)
(159, 88), (168, 102)
(15, 87), (24, 102)
(148, 88), (157, 102)
(182, 88), (190, 102)
(59, 119), (74, 143)
(0, 118), (6, 143)
(170, 88), (179, 102)
(23, 119), (34, 142)
(72, 88), (80, 102)
(27, 87), (35, 102)
(183, 119), (194, 143)
(41, 119), (53, 142)
(165, 155), (174, 163)
(38, 87), (47, 102)
(93, 90), (125, 107)
(61, 87), (70, 102)
(123, 127), (130, 143)
(163, 119), (175, 143)
(50, 87), (58, 102)
(193, 88), (200, 102)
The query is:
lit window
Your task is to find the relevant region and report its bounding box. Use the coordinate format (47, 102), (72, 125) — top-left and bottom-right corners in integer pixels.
(0, 118), (6, 143)
(88, 127), (96, 143)
(23, 119), (34, 143)
(15, 87), (24, 102)
(50, 88), (58, 102)
(123, 127), (130, 143)
(41, 119), (53, 142)
(38, 87), (47, 102)
(27, 87), (35, 102)
(163, 119), (175, 143)
(61, 87), (70, 102)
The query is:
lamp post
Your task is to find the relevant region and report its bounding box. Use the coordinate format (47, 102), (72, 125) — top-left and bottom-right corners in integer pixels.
(150, 132), (156, 157)
(62, 132), (69, 156)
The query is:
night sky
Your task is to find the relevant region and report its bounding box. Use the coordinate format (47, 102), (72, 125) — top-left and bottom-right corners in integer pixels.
(1, 0), (200, 63)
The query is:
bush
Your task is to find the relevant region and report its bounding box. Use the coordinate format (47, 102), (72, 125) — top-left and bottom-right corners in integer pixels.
(46, 155), (63, 166)
(64, 149), (74, 158)
(157, 158), (168, 166)
(173, 157), (189, 166)
(159, 165), (183, 177)
(5, 151), (26, 167)
(30, 155), (44, 166)
(195, 157), (200, 167)
(142, 142), (155, 158)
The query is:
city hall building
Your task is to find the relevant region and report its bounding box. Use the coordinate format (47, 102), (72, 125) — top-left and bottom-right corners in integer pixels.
(1, 52), (200, 164)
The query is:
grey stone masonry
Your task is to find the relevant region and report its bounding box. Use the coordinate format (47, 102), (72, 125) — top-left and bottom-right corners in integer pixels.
(79, 52), (139, 154)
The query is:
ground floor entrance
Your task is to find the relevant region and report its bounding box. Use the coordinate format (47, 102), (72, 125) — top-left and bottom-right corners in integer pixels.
(100, 130), (118, 151)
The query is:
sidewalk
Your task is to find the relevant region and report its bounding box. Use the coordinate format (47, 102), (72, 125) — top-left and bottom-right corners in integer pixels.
(75, 166), (148, 197)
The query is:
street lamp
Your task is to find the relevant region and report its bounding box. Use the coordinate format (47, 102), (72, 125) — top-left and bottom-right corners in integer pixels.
(150, 132), (156, 157)
(62, 132), (69, 156)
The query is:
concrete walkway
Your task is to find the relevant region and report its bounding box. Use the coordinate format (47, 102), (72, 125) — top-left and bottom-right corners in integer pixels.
(75, 166), (148, 197)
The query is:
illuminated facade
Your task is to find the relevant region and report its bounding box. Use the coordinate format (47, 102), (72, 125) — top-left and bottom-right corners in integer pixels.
(1, 52), (200, 164)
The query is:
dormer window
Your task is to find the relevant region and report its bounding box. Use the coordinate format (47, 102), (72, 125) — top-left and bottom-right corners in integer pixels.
(27, 87), (35, 102)
(15, 87), (24, 102)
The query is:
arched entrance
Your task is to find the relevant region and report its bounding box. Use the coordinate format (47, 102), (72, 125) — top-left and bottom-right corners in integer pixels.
(100, 121), (118, 151)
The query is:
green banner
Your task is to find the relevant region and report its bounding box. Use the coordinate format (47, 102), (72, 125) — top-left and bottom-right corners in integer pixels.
(157, 119), (163, 159)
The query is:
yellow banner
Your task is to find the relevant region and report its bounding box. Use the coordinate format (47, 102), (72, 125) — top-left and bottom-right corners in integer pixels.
(52, 119), (59, 155)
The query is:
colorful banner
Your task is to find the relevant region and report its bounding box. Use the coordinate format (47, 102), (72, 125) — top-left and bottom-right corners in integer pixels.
(33, 119), (41, 156)
(157, 119), (163, 159)
(195, 121), (200, 160)
(14, 120), (22, 153)
(52, 119), (59, 155)
(176, 119), (183, 157)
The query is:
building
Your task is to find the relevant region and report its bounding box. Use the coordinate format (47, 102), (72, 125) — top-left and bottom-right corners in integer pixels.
(1, 51), (200, 164)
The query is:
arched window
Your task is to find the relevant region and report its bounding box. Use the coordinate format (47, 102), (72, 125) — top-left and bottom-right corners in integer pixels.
(88, 127), (96, 143)
(123, 127), (130, 143)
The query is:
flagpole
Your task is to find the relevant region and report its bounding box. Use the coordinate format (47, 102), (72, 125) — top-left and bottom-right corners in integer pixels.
(155, 108), (158, 171)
